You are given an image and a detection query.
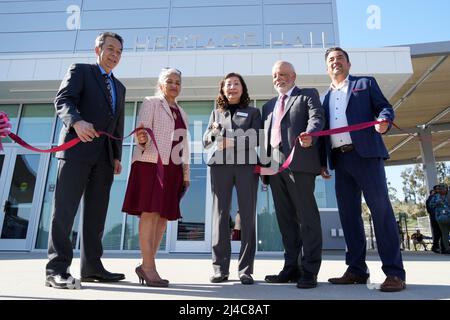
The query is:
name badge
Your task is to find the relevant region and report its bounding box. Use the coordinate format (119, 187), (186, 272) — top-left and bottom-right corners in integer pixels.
(236, 112), (248, 118)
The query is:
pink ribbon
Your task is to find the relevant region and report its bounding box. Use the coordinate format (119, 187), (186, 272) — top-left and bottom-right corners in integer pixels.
(2, 126), (164, 187)
(0, 112), (12, 151)
(255, 119), (388, 176)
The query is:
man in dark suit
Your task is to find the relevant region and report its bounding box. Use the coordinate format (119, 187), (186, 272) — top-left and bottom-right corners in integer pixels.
(320, 47), (406, 292)
(262, 61), (324, 289)
(45, 32), (126, 289)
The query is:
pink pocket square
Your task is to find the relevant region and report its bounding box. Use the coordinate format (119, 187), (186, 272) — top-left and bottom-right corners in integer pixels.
(352, 88), (366, 92)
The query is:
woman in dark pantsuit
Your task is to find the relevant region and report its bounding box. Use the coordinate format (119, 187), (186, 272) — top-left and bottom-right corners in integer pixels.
(203, 73), (261, 284)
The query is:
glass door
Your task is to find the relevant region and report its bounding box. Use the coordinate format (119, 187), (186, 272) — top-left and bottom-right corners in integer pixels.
(0, 149), (47, 250)
(169, 101), (212, 252)
(169, 157), (211, 252)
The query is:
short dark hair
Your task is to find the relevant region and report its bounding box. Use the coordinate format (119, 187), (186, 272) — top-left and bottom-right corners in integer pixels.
(325, 47), (350, 62)
(435, 184), (448, 192)
(216, 73), (251, 110)
(95, 32), (124, 49)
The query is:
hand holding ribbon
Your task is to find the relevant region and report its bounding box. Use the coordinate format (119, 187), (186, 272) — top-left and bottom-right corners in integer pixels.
(298, 132), (312, 148)
(0, 112), (12, 151)
(256, 119), (390, 176)
(3, 125), (164, 187)
(374, 118), (389, 134)
(72, 120), (99, 142)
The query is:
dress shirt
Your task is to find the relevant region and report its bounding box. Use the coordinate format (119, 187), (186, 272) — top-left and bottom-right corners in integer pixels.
(329, 76), (352, 148)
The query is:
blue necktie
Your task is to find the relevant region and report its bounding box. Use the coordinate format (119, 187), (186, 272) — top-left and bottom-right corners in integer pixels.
(103, 74), (115, 114)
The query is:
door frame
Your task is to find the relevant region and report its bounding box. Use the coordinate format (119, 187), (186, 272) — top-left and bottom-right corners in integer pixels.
(168, 151), (212, 253)
(0, 147), (49, 251)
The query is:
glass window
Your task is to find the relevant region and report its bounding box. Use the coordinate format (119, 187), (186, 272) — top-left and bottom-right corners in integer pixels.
(52, 117), (63, 144)
(1, 154), (40, 239)
(177, 162), (207, 241)
(0, 32), (76, 54)
(256, 185), (283, 252)
(178, 100), (213, 140)
(123, 146), (166, 251)
(18, 104), (54, 144)
(102, 146), (131, 250)
(35, 155), (57, 249)
(123, 102), (136, 144)
(255, 100), (269, 110)
(171, 6), (261, 27)
(123, 215), (167, 251)
(0, 104), (20, 143)
(35, 155), (80, 249)
(317, 173), (337, 208)
(123, 215), (139, 250)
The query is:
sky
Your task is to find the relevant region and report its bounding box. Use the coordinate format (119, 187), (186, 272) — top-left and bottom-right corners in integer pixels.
(334, 0), (450, 199)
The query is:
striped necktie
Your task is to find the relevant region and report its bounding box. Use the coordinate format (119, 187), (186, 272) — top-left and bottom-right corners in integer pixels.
(103, 74), (115, 114)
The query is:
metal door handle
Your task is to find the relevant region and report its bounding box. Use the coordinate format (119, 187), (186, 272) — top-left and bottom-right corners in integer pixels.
(2, 200), (10, 213)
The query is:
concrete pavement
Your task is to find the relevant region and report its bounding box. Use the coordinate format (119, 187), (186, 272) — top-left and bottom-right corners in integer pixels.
(0, 250), (449, 300)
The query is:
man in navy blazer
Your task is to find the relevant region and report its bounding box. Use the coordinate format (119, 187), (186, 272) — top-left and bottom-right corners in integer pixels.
(45, 32), (126, 289)
(320, 47), (406, 292)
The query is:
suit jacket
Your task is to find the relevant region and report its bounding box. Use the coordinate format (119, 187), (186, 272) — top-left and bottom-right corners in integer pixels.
(320, 75), (395, 170)
(261, 86), (324, 174)
(203, 105), (261, 165)
(54, 63), (125, 167)
(133, 96), (190, 181)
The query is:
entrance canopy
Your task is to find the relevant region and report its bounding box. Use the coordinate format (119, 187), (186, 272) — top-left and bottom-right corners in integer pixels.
(385, 41), (450, 166)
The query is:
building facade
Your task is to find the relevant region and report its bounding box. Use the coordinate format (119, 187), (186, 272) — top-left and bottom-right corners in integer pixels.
(0, 0), (412, 253)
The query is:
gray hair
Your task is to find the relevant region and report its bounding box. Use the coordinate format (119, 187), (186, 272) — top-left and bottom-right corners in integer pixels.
(272, 60), (296, 74)
(155, 67), (182, 97)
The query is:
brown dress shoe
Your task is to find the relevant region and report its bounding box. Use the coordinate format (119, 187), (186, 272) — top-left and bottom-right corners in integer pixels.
(379, 276), (406, 292)
(328, 271), (369, 285)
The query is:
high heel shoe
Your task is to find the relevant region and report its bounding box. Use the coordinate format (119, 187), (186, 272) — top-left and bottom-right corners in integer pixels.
(135, 266), (169, 287)
(136, 265), (169, 284)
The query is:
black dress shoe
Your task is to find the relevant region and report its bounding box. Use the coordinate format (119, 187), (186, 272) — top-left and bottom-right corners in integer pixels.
(81, 270), (125, 282)
(209, 273), (229, 283)
(239, 274), (254, 285)
(296, 273), (317, 289)
(265, 267), (301, 283)
(431, 246), (440, 253)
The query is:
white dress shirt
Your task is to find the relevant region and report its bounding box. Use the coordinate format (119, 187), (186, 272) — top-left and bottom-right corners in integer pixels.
(328, 77), (353, 148)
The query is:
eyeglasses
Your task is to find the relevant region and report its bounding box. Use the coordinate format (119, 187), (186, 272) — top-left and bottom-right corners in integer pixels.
(162, 67), (182, 76)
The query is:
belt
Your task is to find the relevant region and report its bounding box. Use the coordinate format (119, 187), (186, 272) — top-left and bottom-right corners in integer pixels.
(332, 144), (354, 153)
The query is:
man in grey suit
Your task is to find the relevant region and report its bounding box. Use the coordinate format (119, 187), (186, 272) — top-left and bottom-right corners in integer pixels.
(45, 32), (126, 289)
(262, 61), (324, 289)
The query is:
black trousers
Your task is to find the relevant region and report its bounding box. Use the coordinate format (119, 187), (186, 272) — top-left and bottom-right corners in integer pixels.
(46, 152), (114, 276)
(429, 213), (444, 251)
(269, 170), (322, 275)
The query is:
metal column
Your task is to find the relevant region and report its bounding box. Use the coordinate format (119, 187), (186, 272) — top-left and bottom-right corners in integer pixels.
(418, 127), (438, 191)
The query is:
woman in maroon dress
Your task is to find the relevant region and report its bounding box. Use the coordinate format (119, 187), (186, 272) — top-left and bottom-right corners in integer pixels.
(122, 68), (190, 287)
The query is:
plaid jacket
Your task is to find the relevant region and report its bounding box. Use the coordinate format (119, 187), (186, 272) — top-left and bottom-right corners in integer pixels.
(132, 96), (190, 181)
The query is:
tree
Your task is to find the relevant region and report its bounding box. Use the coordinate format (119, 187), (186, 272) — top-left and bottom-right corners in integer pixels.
(436, 162), (450, 186)
(387, 181), (399, 202)
(400, 164), (427, 204)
